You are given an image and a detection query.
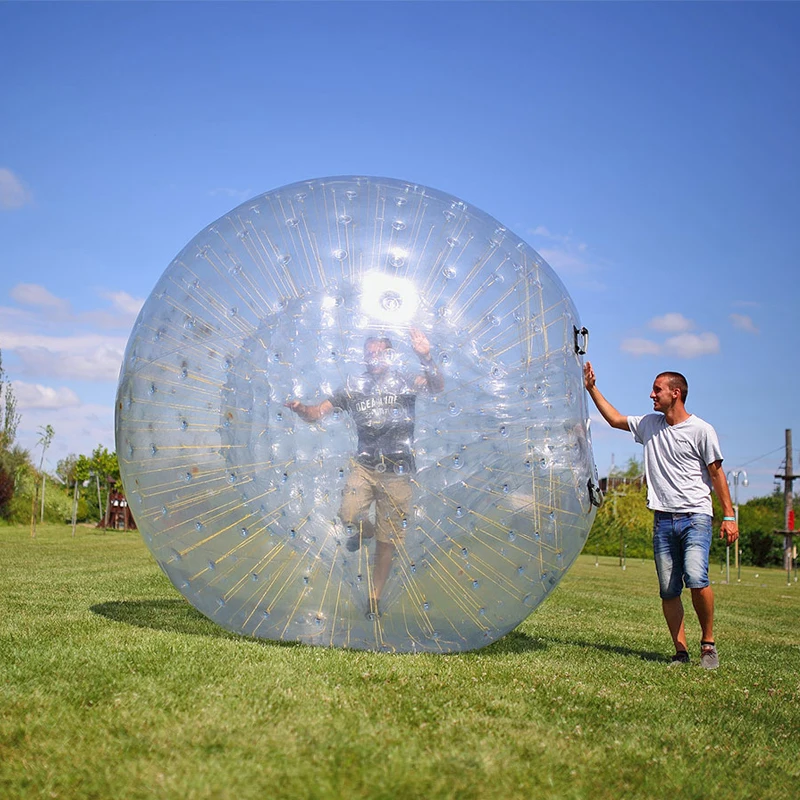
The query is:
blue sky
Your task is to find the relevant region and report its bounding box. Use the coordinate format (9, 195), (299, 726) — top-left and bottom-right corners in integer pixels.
(1, 1), (798, 503)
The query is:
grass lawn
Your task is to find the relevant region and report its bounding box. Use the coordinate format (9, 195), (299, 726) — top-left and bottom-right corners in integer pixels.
(1, 524), (798, 800)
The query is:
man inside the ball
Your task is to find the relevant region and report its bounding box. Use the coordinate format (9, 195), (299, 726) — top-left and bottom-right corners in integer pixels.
(285, 329), (444, 619)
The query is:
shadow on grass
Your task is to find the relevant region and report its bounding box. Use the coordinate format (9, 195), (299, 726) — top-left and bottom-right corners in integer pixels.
(481, 630), (663, 661)
(544, 634), (665, 662)
(91, 600), (664, 661)
(90, 599), (296, 647)
(481, 629), (548, 655)
(91, 598), (238, 637)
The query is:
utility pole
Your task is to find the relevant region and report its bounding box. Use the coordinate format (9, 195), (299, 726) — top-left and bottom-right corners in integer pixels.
(774, 429), (799, 583)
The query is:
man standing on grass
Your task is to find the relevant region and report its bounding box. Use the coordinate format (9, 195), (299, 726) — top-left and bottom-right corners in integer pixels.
(583, 362), (739, 669)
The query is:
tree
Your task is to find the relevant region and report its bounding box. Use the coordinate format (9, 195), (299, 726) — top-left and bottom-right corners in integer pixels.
(0, 445), (31, 520)
(0, 350), (23, 518)
(73, 445), (121, 525)
(586, 457), (650, 559)
(30, 424), (54, 537)
(56, 454), (79, 485)
(0, 466), (13, 517)
(587, 487), (652, 560)
(0, 349), (21, 456)
(611, 456), (644, 480)
(737, 490), (792, 567)
(90, 445), (120, 485)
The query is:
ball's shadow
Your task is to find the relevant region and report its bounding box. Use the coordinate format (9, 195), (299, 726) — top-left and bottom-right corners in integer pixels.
(91, 598), (546, 653)
(90, 600), (658, 661)
(90, 599), (288, 644)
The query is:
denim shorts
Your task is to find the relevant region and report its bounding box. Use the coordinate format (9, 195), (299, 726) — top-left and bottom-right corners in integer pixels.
(652, 511), (712, 599)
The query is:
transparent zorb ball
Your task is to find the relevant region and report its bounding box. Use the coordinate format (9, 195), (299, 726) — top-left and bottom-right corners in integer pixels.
(115, 176), (601, 653)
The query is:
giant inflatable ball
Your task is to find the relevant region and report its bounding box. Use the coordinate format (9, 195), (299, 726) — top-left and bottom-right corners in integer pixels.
(115, 176), (602, 652)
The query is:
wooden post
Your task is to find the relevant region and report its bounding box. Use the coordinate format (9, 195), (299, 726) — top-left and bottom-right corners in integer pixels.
(30, 474), (38, 538)
(104, 481), (111, 532)
(71, 480), (79, 537)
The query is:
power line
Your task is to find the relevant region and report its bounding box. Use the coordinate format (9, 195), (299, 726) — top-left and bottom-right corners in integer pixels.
(738, 445), (787, 468)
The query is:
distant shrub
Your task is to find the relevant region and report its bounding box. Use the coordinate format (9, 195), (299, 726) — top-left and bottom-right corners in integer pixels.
(0, 465), (13, 518)
(586, 483), (653, 559)
(2, 472), (75, 526)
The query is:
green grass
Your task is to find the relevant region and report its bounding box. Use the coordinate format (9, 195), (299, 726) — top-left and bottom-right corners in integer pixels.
(1, 525), (798, 800)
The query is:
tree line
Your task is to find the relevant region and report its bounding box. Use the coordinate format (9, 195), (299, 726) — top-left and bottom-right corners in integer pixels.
(0, 349), (121, 527)
(1, 347), (796, 562)
(586, 458), (797, 568)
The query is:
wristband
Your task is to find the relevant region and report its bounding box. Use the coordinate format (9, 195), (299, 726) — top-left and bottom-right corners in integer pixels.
(722, 516), (736, 521)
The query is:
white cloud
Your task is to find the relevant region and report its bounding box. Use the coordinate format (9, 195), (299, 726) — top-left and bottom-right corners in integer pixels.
(0, 285), (142, 383)
(649, 312), (694, 333)
(537, 247), (592, 275)
(621, 337), (662, 356)
(1, 285), (141, 463)
(2, 285), (144, 333)
(730, 313), (759, 334)
(530, 226), (579, 247)
(12, 381), (81, 410)
(82, 291), (144, 330)
(0, 325), (127, 381)
(529, 225), (607, 292)
(0, 305), (46, 333)
(13, 342), (125, 382)
(0, 168), (33, 209)
(11, 283), (71, 313)
(79, 310), (138, 331)
(0, 330), (126, 354)
(664, 332), (720, 358)
(103, 290), (144, 317)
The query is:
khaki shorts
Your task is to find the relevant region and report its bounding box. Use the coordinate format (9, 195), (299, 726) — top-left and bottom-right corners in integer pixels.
(339, 461), (412, 545)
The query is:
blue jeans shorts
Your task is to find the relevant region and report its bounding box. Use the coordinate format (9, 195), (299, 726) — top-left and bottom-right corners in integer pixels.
(652, 511), (712, 599)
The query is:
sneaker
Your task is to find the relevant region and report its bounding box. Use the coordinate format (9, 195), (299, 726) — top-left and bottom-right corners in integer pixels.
(668, 650), (690, 667)
(700, 642), (719, 670)
(345, 529), (374, 552)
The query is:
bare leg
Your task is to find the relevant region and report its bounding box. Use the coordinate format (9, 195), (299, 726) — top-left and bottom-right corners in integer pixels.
(662, 596), (688, 652)
(690, 586), (715, 643)
(371, 541), (395, 606)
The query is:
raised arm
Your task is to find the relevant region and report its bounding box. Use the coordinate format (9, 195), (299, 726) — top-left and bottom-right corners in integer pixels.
(284, 399), (334, 423)
(583, 361), (630, 431)
(707, 460), (740, 545)
(410, 328), (444, 393)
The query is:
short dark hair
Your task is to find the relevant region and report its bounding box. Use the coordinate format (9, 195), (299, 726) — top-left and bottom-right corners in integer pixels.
(657, 371), (688, 402)
(365, 336), (392, 350)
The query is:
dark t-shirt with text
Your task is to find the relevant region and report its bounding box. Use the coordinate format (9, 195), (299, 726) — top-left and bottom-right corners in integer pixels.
(330, 371), (418, 474)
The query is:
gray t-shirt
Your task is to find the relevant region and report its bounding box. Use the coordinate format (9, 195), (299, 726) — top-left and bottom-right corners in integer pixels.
(627, 413), (723, 515)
